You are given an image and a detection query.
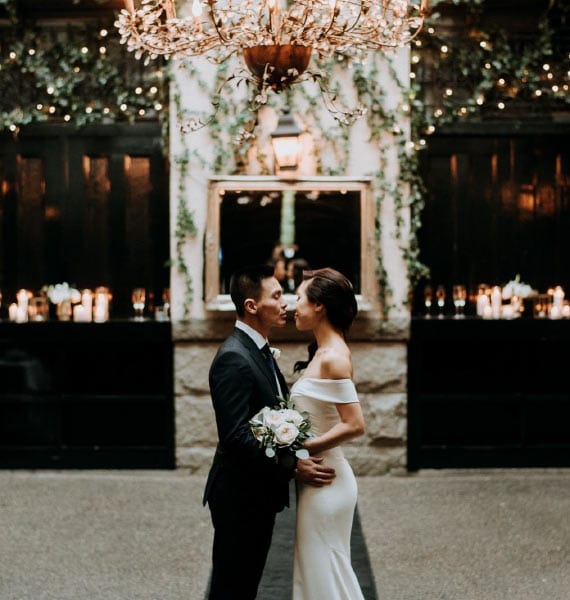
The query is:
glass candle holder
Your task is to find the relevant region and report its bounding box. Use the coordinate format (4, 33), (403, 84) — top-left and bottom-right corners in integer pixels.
(435, 285), (446, 318)
(131, 287), (146, 319)
(423, 284), (433, 318)
(452, 284), (467, 318)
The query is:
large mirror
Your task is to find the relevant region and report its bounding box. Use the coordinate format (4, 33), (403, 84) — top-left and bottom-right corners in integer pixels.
(205, 177), (376, 310)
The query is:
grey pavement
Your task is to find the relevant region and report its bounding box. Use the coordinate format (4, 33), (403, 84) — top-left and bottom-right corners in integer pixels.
(1, 469), (569, 600)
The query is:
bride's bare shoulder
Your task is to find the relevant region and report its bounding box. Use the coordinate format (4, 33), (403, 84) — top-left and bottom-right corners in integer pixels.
(319, 347), (353, 380)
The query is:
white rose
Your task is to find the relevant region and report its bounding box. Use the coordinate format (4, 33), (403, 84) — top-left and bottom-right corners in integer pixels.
(274, 422), (299, 446)
(280, 408), (305, 427)
(270, 347), (281, 360)
(264, 409), (285, 430)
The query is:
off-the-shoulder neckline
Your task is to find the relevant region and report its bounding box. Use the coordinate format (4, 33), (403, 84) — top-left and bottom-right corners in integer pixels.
(296, 377), (354, 383)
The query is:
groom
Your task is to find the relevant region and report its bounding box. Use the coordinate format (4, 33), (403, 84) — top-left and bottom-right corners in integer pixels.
(203, 264), (335, 600)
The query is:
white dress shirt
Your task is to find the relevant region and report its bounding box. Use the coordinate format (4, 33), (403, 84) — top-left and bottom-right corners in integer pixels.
(235, 320), (283, 397)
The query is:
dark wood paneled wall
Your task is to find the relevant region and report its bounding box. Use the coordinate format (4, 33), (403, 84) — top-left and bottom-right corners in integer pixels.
(416, 128), (570, 310)
(0, 123), (169, 317)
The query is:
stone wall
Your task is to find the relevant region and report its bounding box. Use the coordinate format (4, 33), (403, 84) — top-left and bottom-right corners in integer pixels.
(174, 325), (408, 475)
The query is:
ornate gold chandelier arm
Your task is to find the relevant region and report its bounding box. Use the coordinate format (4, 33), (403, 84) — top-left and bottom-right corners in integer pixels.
(117, 0), (429, 60)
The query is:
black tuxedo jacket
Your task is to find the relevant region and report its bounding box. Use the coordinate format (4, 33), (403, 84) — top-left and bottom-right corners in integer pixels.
(202, 328), (292, 513)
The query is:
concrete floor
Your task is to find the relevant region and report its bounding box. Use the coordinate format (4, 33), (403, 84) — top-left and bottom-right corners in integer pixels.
(1, 469), (569, 600)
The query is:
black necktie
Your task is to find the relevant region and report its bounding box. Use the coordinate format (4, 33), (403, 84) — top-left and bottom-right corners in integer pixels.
(261, 344), (280, 395)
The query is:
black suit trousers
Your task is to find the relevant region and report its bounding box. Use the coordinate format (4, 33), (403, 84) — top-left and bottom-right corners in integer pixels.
(207, 475), (277, 600)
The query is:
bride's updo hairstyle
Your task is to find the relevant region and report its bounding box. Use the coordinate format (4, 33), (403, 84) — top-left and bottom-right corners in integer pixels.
(304, 267), (358, 333)
(294, 267), (358, 372)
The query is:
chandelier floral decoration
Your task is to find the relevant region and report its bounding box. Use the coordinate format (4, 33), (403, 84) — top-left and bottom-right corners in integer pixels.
(116, 0), (428, 126)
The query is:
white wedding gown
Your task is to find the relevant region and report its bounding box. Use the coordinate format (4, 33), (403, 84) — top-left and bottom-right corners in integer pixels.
(291, 378), (365, 600)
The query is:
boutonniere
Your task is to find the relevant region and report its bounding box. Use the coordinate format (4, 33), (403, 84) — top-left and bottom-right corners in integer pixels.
(270, 347), (281, 360)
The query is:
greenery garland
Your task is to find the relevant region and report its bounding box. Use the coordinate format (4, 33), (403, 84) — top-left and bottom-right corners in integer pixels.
(0, 18), (165, 130)
(412, 0), (569, 135)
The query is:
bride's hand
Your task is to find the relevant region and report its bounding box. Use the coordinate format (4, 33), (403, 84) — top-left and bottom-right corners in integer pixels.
(295, 457), (336, 487)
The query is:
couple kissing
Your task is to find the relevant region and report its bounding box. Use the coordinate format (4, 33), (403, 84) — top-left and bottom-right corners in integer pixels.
(203, 264), (366, 599)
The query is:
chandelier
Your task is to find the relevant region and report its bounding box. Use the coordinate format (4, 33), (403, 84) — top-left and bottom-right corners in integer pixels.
(117, 0), (428, 89)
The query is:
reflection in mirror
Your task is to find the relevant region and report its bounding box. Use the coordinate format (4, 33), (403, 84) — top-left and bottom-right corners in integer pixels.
(205, 178), (376, 310)
(219, 189), (361, 293)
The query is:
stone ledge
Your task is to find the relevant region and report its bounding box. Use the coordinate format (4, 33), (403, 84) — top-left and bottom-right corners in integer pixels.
(175, 395), (217, 447)
(172, 316), (410, 343)
(344, 446), (407, 475)
(176, 447), (215, 473)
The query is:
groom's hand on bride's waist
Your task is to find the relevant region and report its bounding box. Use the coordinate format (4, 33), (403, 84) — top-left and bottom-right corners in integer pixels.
(295, 457), (336, 487)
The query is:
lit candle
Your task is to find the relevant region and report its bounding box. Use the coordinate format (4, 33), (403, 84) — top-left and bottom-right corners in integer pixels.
(563, 303), (570, 318)
(476, 292), (489, 317)
(491, 286), (502, 319)
(483, 305), (493, 320)
(16, 289), (29, 310)
(93, 308), (104, 323)
(93, 295), (108, 323)
(553, 286), (564, 310)
(16, 306), (28, 323)
(550, 305), (561, 320)
(8, 303), (18, 322)
(501, 304), (514, 319)
(73, 304), (90, 322)
(81, 289), (93, 321)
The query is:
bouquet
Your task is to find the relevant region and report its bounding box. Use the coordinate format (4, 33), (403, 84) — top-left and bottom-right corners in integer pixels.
(44, 282), (81, 304)
(250, 396), (313, 466)
(502, 275), (537, 299)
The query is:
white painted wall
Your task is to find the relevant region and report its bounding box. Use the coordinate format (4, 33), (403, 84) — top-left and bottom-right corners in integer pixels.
(169, 46), (412, 321)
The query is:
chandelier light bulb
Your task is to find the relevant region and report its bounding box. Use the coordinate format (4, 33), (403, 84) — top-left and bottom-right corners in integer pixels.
(191, 0), (202, 17)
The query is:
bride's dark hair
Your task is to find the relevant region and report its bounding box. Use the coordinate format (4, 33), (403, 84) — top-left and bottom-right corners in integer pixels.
(293, 267), (358, 373)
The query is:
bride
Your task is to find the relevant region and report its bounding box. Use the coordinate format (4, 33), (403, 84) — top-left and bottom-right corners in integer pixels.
(291, 267), (366, 600)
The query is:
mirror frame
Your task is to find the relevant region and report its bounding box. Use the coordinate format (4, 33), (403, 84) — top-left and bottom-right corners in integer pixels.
(205, 176), (377, 311)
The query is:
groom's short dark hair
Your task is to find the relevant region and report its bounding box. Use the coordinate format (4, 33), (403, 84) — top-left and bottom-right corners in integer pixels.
(230, 264), (275, 317)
